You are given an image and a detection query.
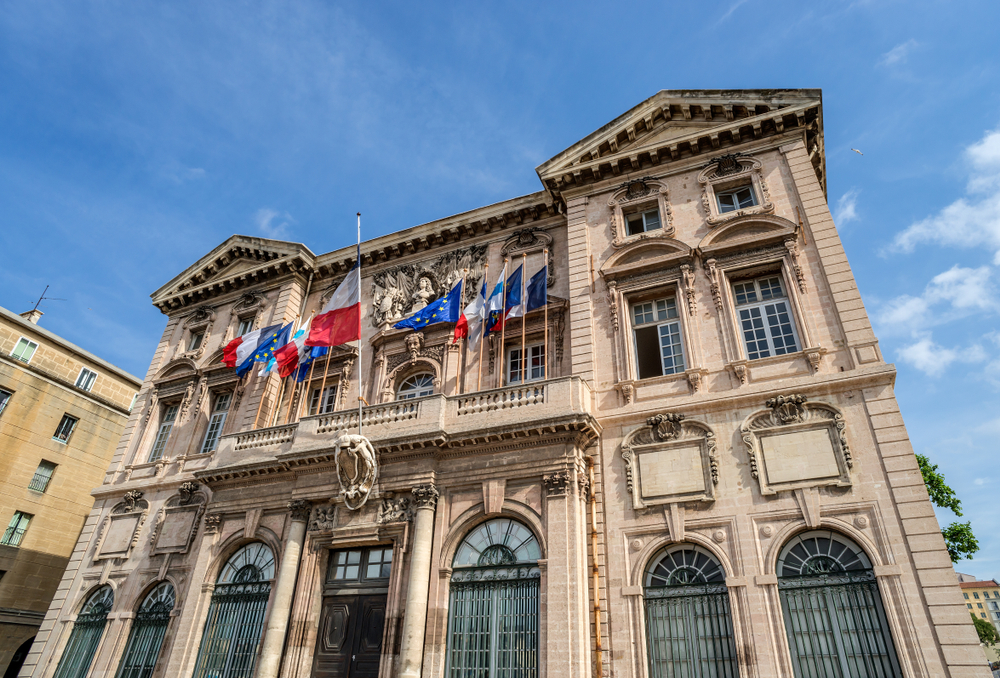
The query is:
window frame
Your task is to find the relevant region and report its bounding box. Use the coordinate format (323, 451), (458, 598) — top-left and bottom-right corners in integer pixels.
(629, 294), (687, 380)
(0, 389), (11, 416)
(507, 342), (547, 384)
(396, 373), (435, 401)
(325, 545), (394, 589)
(199, 392), (232, 454)
(187, 331), (205, 352)
(11, 337), (39, 364)
(53, 414), (79, 444)
(623, 204), (662, 237)
(75, 367), (98, 392)
(236, 316), (255, 337)
(308, 382), (339, 416)
(1, 511), (32, 547)
(29, 460), (57, 493)
(716, 183), (758, 214)
(607, 178), (674, 247)
(730, 272), (801, 361)
(148, 404), (179, 462)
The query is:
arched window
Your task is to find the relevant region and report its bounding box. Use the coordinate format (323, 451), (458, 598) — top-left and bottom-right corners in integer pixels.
(396, 373), (434, 400)
(115, 582), (176, 678)
(53, 585), (114, 678)
(777, 531), (901, 678)
(192, 543), (275, 678)
(643, 545), (739, 678)
(447, 518), (541, 678)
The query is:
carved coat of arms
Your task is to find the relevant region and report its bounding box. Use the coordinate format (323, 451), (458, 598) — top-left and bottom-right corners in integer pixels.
(336, 434), (378, 510)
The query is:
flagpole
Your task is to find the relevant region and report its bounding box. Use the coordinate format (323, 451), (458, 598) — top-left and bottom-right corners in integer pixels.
(284, 376), (298, 425)
(271, 376), (287, 427)
(318, 354), (332, 414)
(356, 212), (363, 438)
(456, 269), (467, 394)
(543, 248), (549, 381)
(282, 313), (304, 425)
(520, 252), (527, 385)
(476, 262), (489, 393)
(253, 371), (268, 429)
(301, 357), (317, 420)
(498, 257), (508, 389)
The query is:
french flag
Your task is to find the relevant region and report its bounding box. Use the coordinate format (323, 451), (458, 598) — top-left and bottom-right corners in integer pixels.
(305, 258), (361, 348)
(454, 277), (487, 346)
(273, 319), (313, 378)
(222, 324), (281, 377)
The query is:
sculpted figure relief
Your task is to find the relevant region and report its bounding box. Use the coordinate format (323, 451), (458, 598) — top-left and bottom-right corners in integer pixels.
(336, 434), (378, 510)
(410, 276), (436, 312)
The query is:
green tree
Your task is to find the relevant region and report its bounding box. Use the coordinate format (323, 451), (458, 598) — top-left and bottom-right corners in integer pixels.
(972, 613), (1000, 648)
(915, 454), (979, 563)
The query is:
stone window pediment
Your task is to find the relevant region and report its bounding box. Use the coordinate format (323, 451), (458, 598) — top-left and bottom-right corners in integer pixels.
(608, 177), (673, 248)
(698, 154), (774, 227)
(622, 414), (718, 509)
(741, 395), (852, 496)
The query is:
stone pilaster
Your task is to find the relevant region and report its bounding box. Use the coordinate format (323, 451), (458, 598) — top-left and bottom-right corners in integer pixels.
(256, 500), (311, 678)
(398, 484), (439, 678)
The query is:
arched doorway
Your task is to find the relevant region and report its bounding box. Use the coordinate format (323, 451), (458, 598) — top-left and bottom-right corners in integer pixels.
(446, 518), (541, 678)
(192, 542), (275, 678)
(53, 585), (114, 678)
(3, 636), (34, 678)
(777, 530), (901, 677)
(643, 544), (739, 678)
(115, 581), (176, 678)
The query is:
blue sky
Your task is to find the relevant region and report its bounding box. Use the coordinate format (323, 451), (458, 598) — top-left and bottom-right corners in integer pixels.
(2, 0), (1000, 577)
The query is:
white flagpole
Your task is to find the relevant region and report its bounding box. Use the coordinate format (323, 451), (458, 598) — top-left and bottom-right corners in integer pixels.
(357, 212), (363, 438)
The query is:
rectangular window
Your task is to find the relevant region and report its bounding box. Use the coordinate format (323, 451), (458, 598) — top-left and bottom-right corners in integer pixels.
(148, 405), (179, 462)
(53, 414), (78, 443)
(75, 367), (98, 392)
(365, 547), (393, 579)
(717, 185), (757, 213)
(199, 393), (232, 454)
(978, 603), (984, 608)
(309, 385), (338, 416)
(328, 546), (393, 583)
(237, 317), (255, 336)
(0, 389), (11, 416)
(964, 593), (970, 599)
(624, 207), (661, 236)
(631, 297), (685, 379)
(11, 338), (38, 364)
(1, 512), (32, 547)
(968, 603), (973, 609)
(993, 612), (1000, 620)
(330, 549), (362, 580)
(28, 461), (56, 492)
(188, 332), (204, 352)
(975, 592), (981, 599)
(733, 275), (799, 360)
(508, 344), (546, 384)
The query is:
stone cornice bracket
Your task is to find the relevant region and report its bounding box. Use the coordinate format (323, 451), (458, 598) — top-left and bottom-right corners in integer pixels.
(784, 238), (806, 293)
(411, 484), (440, 509)
(178, 481), (199, 505)
(288, 500), (312, 522)
(542, 470), (571, 496)
(704, 258), (723, 310)
(606, 280), (620, 333)
(730, 361), (748, 386)
(680, 264), (697, 316)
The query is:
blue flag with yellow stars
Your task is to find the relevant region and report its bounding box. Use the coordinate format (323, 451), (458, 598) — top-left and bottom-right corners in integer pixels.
(394, 280), (463, 331)
(252, 323), (292, 366)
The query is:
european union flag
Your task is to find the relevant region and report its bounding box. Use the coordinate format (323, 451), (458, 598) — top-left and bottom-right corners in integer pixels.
(394, 280), (463, 331)
(253, 324), (292, 363)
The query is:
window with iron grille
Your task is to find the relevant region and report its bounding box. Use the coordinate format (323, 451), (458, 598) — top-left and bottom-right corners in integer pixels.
(643, 544), (739, 678)
(28, 460), (56, 492)
(114, 582), (175, 678)
(0, 389), (11, 416)
(199, 393), (232, 454)
(716, 185), (757, 213)
(11, 337), (38, 364)
(1, 511), (32, 547)
(732, 274), (799, 360)
(308, 384), (338, 415)
(631, 296), (686, 379)
(53, 414), (79, 443)
(53, 586), (114, 678)
(507, 344), (545, 383)
(148, 405), (178, 462)
(777, 530), (902, 678)
(192, 543), (275, 678)
(75, 368), (97, 392)
(447, 518), (540, 678)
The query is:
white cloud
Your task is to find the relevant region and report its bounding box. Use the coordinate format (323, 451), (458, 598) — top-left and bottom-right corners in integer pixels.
(891, 128), (1000, 256)
(254, 208), (295, 239)
(896, 334), (985, 377)
(716, 0), (752, 24)
(879, 39), (918, 67)
(834, 189), (859, 225)
(876, 265), (995, 333)
(974, 478), (989, 486)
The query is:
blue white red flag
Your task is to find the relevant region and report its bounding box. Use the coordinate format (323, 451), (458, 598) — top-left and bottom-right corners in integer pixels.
(484, 263), (507, 336)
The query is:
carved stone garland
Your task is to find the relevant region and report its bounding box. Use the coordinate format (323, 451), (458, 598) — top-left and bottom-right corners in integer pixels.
(370, 244), (488, 328)
(607, 177), (674, 247)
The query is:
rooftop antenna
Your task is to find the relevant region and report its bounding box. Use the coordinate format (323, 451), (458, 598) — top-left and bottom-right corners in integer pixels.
(32, 285), (67, 312)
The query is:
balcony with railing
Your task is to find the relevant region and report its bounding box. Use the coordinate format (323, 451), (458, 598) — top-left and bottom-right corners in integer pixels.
(205, 376), (598, 480)
(1, 527), (26, 547)
(27, 472), (52, 492)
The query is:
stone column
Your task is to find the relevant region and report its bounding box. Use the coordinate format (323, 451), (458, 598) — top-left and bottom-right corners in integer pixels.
(398, 484), (439, 678)
(256, 500), (311, 678)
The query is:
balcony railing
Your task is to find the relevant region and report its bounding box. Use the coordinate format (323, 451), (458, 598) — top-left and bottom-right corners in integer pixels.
(1, 527), (26, 547)
(315, 401), (421, 434)
(233, 423), (298, 451)
(455, 383), (545, 416)
(27, 473), (51, 492)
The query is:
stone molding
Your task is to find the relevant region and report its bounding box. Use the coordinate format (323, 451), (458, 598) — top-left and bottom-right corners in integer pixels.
(621, 414), (718, 509)
(698, 154), (774, 227)
(288, 500), (312, 522)
(607, 177), (674, 247)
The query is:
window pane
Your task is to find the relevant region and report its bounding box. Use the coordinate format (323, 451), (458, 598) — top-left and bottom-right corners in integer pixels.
(0, 390), (11, 415)
(736, 187), (756, 208)
(75, 368), (97, 391)
(635, 326), (663, 379)
(658, 322), (686, 375)
(2, 512), (31, 546)
(758, 276), (784, 300)
(718, 193), (736, 213)
(200, 412), (228, 454)
(739, 308), (771, 360)
(633, 302), (654, 326)
(53, 415), (78, 442)
(764, 302), (798, 355)
(733, 282), (757, 305)
(237, 318), (254, 336)
(508, 347), (523, 384)
(528, 345), (546, 380)
(626, 214), (644, 236)
(188, 333), (204, 351)
(643, 210), (661, 231)
(12, 339), (38, 363)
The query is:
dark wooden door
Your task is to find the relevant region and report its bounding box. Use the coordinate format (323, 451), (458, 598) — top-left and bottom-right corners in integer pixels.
(314, 594), (387, 678)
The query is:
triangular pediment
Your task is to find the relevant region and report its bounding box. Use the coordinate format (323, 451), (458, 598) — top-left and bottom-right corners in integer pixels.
(152, 235), (316, 312)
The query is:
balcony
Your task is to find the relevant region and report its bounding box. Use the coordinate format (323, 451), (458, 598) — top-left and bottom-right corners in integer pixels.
(202, 376), (599, 481)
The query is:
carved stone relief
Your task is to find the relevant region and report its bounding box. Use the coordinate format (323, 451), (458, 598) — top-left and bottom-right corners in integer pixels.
(621, 415), (718, 509)
(309, 505), (337, 532)
(336, 434), (378, 510)
(542, 471), (572, 497)
(150, 486), (205, 555)
(741, 394), (852, 496)
(96, 492), (150, 560)
(377, 496), (412, 524)
(370, 244), (488, 328)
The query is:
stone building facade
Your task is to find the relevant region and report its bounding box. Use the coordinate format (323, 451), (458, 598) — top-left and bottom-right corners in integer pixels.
(21, 90), (989, 678)
(0, 306), (140, 677)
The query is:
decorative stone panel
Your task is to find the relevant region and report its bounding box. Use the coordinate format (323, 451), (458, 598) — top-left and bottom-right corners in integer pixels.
(621, 414), (718, 509)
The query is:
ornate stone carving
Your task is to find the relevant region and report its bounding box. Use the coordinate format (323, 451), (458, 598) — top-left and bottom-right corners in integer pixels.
(854, 516), (869, 529)
(785, 238), (807, 292)
(309, 506), (336, 532)
(501, 228), (555, 287)
(578, 474), (591, 500)
(680, 264), (697, 316)
(204, 513), (222, 534)
(705, 259), (723, 310)
(178, 380), (196, 422)
(122, 490), (145, 512)
(806, 350), (822, 373)
(234, 290), (264, 312)
(686, 371), (704, 393)
(713, 153), (745, 176)
(288, 499), (312, 522)
(370, 244), (488, 328)
(178, 482), (199, 505)
(377, 496), (412, 524)
(759, 525), (773, 538)
(411, 484), (439, 509)
(607, 177), (674, 247)
(620, 383), (634, 405)
(712, 529), (727, 543)
(339, 357), (355, 410)
(698, 155), (775, 227)
(606, 280), (619, 333)
(405, 332), (424, 362)
(647, 413), (685, 441)
(630, 538), (644, 552)
(731, 362), (748, 386)
(336, 434), (378, 510)
(765, 394), (807, 424)
(542, 471), (571, 496)
(230, 379), (246, 413)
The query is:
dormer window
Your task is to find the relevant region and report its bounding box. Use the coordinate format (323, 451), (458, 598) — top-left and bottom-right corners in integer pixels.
(717, 185), (757, 214)
(624, 206), (661, 236)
